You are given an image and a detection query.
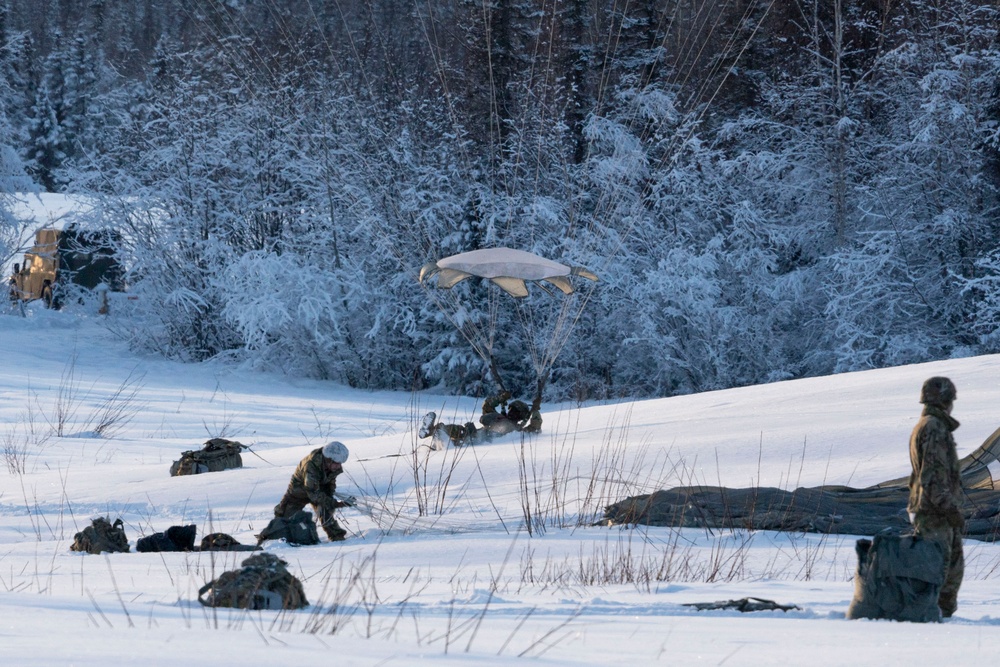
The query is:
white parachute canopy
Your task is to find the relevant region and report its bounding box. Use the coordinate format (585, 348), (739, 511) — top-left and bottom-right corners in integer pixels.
(419, 247), (597, 298)
(418, 247), (599, 402)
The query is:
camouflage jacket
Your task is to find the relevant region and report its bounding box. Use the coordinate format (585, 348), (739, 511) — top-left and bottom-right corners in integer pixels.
(481, 392), (511, 417)
(286, 448), (340, 508)
(907, 406), (963, 523)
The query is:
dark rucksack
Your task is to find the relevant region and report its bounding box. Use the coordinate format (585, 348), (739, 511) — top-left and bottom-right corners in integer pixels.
(254, 510), (320, 546)
(198, 552), (308, 610)
(200, 532), (261, 552)
(136, 524), (197, 552)
(847, 531), (946, 623)
(70, 517), (130, 554)
(170, 438), (246, 476)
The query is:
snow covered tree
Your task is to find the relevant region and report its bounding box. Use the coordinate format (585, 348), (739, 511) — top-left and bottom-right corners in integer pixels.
(0, 0), (34, 271)
(822, 0), (1000, 369)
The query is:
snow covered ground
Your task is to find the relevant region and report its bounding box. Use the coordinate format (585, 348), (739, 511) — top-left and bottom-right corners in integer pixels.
(3, 306), (1000, 665)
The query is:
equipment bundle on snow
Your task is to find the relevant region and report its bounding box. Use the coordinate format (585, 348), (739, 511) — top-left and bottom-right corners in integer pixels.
(683, 597), (800, 612)
(134, 526), (261, 553)
(603, 425), (1000, 542)
(136, 524), (197, 552)
(254, 510), (320, 546)
(70, 517), (130, 554)
(200, 532), (260, 551)
(846, 531), (945, 623)
(198, 553), (308, 610)
(170, 438), (246, 476)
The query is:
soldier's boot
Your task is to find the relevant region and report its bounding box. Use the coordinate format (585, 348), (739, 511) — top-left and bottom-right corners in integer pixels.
(939, 591), (958, 618)
(325, 527), (347, 542)
(419, 412), (437, 438)
(321, 516), (347, 542)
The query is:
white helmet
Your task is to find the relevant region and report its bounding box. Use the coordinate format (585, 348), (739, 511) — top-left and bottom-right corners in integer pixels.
(322, 441), (349, 463)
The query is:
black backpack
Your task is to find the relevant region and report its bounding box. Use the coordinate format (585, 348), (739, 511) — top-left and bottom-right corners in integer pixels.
(136, 524), (197, 552)
(255, 510), (320, 546)
(847, 531), (946, 623)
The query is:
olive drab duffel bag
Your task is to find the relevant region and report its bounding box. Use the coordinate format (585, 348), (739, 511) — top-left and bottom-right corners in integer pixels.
(71, 517), (130, 554)
(198, 552), (308, 610)
(170, 438), (246, 476)
(846, 531), (946, 623)
(200, 532), (261, 552)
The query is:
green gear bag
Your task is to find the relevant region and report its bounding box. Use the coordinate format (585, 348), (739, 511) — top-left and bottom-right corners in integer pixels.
(198, 553), (308, 610)
(70, 517), (130, 555)
(170, 438), (246, 476)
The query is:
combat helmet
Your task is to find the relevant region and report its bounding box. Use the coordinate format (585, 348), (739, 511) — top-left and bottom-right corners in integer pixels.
(322, 441), (350, 463)
(507, 400), (530, 423)
(919, 377), (956, 406)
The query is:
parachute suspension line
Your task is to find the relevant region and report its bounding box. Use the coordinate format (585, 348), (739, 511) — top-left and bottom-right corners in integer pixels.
(580, 0), (776, 288)
(422, 282), (498, 381)
(195, 0), (562, 404)
(674, 0), (750, 110)
(197, 0), (439, 292)
(485, 283), (506, 390)
(419, 257), (564, 396)
(413, 1), (476, 178)
(510, 295), (548, 410)
(508, 284), (595, 410)
(687, 0), (776, 124)
(585, 0), (728, 189)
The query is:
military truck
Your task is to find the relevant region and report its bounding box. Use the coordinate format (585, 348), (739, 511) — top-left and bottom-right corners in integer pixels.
(10, 225), (123, 307)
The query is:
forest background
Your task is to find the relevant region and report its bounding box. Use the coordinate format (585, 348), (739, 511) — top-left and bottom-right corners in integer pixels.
(1, 0), (1000, 403)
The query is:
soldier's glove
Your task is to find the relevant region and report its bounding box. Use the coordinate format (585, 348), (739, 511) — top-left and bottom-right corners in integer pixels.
(498, 390), (512, 402)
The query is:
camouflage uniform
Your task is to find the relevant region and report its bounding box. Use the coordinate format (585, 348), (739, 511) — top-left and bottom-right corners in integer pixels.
(480, 393), (543, 435)
(908, 377), (964, 617)
(436, 422), (479, 446)
(274, 448), (347, 541)
(514, 402), (543, 433)
(419, 392), (543, 448)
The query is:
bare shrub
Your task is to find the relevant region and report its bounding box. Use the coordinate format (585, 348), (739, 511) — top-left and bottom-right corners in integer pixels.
(87, 369), (146, 438)
(515, 406), (677, 534)
(409, 410), (471, 517)
(49, 356), (85, 437)
(41, 357), (145, 439)
(3, 401), (50, 475)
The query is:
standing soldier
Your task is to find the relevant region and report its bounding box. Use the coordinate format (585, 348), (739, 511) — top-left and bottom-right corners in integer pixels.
(274, 441), (354, 542)
(908, 376), (965, 618)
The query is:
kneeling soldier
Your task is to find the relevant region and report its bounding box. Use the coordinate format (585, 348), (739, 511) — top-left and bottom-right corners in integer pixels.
(274, 441), (354, 542)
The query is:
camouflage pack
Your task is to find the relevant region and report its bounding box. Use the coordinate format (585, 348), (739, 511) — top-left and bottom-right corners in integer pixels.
(71, 517), (130, 555)
(198, 553), (308, 610)
(170, 438), (246, 476)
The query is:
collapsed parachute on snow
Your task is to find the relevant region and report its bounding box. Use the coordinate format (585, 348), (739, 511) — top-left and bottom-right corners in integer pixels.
(419, 247), (598, 298)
